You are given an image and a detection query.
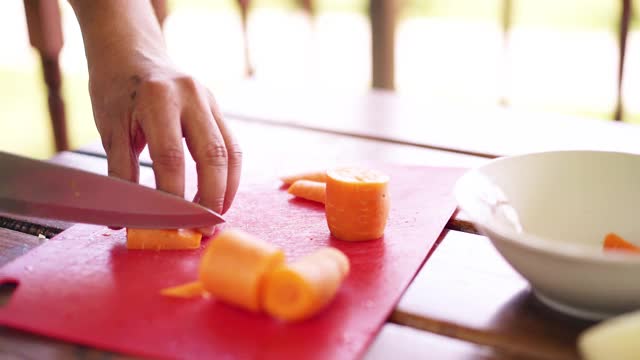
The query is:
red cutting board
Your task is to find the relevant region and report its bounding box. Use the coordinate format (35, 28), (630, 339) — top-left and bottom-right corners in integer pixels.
(0, 165), (464, 359)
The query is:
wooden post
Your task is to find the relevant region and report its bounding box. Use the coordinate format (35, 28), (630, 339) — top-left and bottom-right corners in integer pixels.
(236, 0), (255, 77)
(298, 0), (315, 16)
(370, 0), (396, 90)
(150, 0), (168, 28)
(23, 0), (68, 152)
(499, 0), (513, 107)
(614, 0), (631, 121)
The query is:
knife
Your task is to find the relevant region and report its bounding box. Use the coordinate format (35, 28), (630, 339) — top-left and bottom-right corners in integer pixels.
(0, 151), (225, 229)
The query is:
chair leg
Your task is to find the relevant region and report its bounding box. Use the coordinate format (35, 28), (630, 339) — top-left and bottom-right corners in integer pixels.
(499, 0), (513, 107)
(40, 55), (68, 152)
(614, 0), (632, 121)
(236, 0), (255, 78)
(298, 0), (315, 17)
(150, 0), (168, 28)
(370, 0), (396, 90)
(23, 0), (67, 152)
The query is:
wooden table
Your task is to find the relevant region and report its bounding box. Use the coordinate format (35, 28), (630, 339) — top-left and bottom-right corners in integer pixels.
(4, 85), (639, 359)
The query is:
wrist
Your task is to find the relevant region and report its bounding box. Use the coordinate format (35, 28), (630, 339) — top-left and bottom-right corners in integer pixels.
(69, 0), (169, 78)
(87, 44), (171, 81)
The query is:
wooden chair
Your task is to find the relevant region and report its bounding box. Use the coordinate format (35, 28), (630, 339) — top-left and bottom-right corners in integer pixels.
(22, 0), (169, 154)
(22, 0), (312, 153)
(499, 0), (633, 121)
(235, 0), (316, 77)
(368, 0), (634, 121)
(27, 0), (627, 153)
(615, 0), (632, 121)
(370, 0), (397, 90)
(23, 0), (67, 152)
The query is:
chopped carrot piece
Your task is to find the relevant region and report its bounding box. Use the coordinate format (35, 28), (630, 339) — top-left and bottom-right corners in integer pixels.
(280, 170), (327, 185)
(126, 228), (202, 250)
(262, 247), (349, 322)
(603, 233), (640, 253)
(161, 281), (207, 299)
(198, 229), (285, 312)
(287, 180), (326, 204)
(325, 167), (390, 241)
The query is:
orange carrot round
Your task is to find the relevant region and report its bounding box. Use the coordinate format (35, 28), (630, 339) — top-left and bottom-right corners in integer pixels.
(262, 247), (349, 322)
(287, 180), (326, 204)
(126, 228), (202, 250)
(280, 170), (327, 185)
(603, 233), (640, 253)
(325, 167), (390, 241)
(198, 229), (285, 312)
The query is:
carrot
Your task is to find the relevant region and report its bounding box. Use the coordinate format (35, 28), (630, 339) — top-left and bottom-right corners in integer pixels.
(325, 167), (390, 241)
(603, 233), (640, 253)
(280, 170), (327, 185)
(287, 180), (326, 203)
(161, 281), (207, 299)
(198, 228), (285, 312)
(262, 247), (349, 322)
(126, 228), (202, 250)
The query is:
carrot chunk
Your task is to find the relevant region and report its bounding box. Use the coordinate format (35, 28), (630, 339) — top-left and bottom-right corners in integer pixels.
(603, 233), (640, 253)
(198, 229), (285, 312)
(325, 167), (390, 241)
(280, 170), (327, 185)
(262, 247), (349, 322)
(126, 228), (202, 250)
(287, 180), (326, 204)
(161, 281), (207, 299)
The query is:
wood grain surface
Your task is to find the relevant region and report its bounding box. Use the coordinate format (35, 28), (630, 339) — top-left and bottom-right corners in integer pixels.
(364, 323), (524, 360)
(393, 230), (595, 360)
(0, 109), (608, 359)
(217, 82), (640, 158)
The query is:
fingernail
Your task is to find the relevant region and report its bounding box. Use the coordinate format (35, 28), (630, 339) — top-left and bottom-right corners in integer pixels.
(198, 226), (215, 237)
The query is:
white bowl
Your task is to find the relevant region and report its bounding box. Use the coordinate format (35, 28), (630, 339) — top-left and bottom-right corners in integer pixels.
(454, 150), (640, 320)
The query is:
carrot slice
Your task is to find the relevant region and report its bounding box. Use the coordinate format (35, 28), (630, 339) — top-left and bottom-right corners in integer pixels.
(126, 228), (202, 250)
(287, 180), (326, 203)
(161, 281), (207, 299)
(198, 229), (285, 312)
(325, 167), (390, 241)
(280, 170), (327, 185)
(603, 233), (640, 253)
(262, 247), (349, 322)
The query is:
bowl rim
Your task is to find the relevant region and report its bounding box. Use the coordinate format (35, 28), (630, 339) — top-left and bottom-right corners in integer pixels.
(454, 149), (640, 265)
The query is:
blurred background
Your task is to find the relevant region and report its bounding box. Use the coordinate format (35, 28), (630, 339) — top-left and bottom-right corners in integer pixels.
(2, 0), (639, 159)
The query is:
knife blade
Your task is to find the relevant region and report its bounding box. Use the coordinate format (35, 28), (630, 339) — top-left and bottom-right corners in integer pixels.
(0, 151), (225, 229)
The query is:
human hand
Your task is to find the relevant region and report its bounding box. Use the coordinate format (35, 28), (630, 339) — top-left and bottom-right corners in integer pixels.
(89, 56), (242, 235)
(68, 0), (241, 235)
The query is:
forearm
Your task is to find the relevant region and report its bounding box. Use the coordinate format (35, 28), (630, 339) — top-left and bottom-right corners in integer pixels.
(68, 0), (169, 74)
